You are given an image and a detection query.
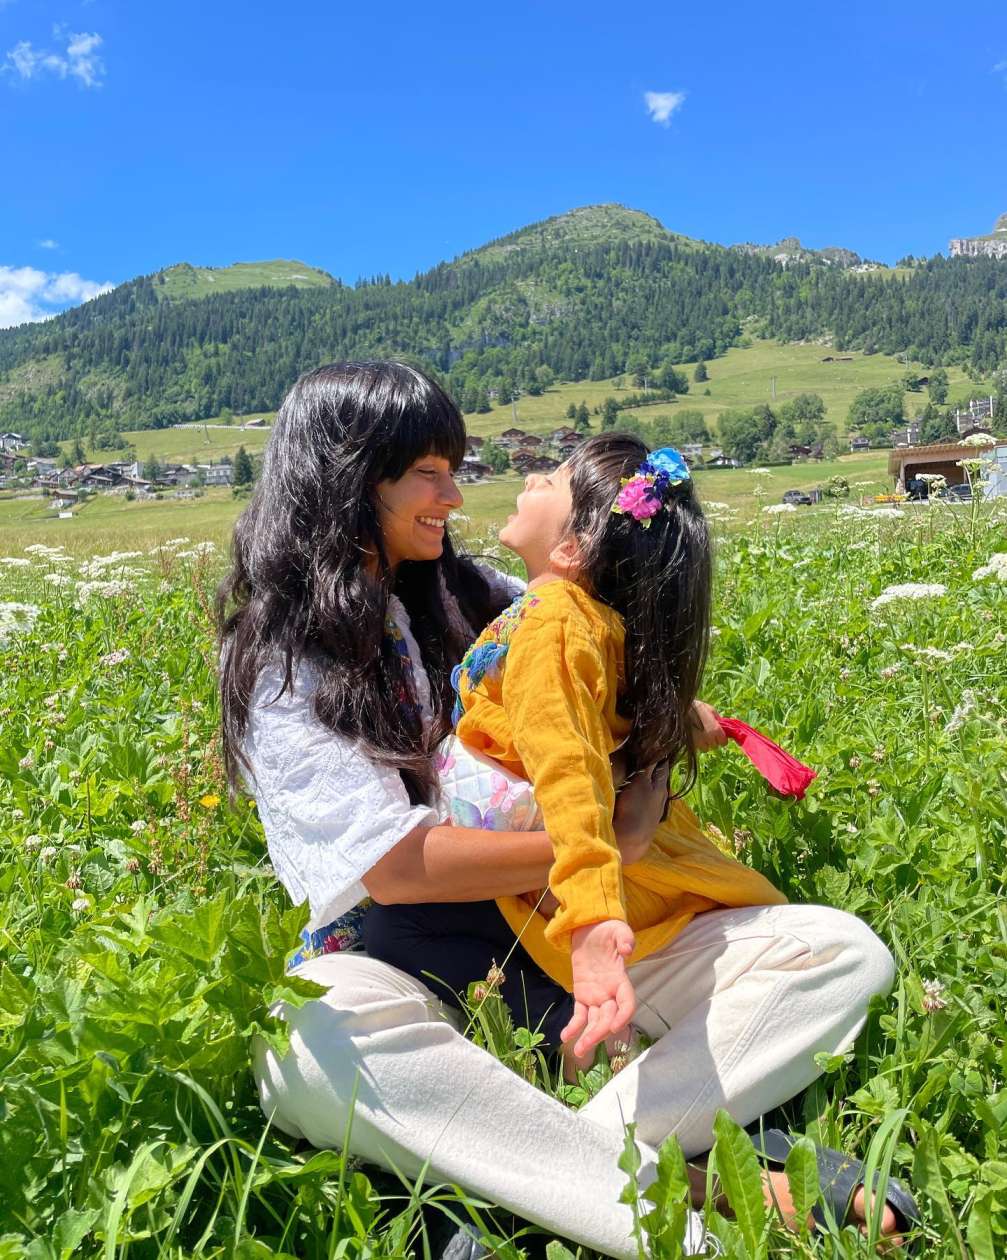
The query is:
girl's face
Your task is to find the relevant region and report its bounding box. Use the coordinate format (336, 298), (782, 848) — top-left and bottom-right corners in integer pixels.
(375, 454), (463, 569)
(498, 463), (575, 575)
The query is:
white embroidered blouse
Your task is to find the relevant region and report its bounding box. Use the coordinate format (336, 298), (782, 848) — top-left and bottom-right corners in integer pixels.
(240, 571), (523, 950)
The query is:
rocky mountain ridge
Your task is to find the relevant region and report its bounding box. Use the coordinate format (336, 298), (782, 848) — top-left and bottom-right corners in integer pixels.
(949, 214), (1007, 260)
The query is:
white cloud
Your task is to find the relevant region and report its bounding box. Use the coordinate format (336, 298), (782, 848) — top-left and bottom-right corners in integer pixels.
(995, 58), (1007, 83)
(0, 264), (114, 328)
(37, 238), (59, 250)
(4, 28), (105, 88)
(644, 90), (686, 127)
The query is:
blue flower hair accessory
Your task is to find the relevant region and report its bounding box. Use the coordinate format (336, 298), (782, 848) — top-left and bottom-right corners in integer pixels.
(611, 446), (691, 527)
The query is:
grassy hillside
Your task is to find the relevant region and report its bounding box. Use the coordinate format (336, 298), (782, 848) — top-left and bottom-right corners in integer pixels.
(53, 337), (992, 468)
(156, 260), (335, 301)
(463, 339), (990, 438)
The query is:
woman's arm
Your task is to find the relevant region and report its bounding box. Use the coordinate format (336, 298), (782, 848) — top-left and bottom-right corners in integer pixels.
(363, 765), (671, 905)
(362, 822), (553, 905)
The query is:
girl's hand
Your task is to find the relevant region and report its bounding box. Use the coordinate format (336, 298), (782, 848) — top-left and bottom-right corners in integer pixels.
(690, 700), (727, 753)
(561, 920), (637, 1059)
(612, 759), (671, 864)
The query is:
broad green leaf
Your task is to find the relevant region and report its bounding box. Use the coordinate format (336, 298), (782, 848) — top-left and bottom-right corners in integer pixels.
(712, 1110), (767, 1256)
(783, 1137), (819, 1236)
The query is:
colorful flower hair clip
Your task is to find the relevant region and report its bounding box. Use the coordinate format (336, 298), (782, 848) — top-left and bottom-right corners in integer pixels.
(610, 447), (690, 527)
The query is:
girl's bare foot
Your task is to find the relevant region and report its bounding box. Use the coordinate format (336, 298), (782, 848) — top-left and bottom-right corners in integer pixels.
(687, 1160), (906, 1250)
(763, 1169), (903, 1246)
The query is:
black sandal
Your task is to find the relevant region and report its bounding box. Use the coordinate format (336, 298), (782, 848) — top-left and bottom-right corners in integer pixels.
(751, 1128), (922, 1252)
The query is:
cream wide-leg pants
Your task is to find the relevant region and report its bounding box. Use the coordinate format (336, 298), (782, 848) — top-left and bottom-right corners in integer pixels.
(254, 903), (895, 1259)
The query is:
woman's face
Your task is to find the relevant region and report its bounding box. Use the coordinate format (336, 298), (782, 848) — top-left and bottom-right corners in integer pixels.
(374, 454), (463, 569)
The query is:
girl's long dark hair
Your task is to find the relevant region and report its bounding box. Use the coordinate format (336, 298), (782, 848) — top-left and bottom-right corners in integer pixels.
(217, 361), (504, 805)
(565, 433), (712, 793)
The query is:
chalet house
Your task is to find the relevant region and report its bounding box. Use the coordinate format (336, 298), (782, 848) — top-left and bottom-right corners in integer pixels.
(0, 432), (28, 454)
(498, 428), (529, 450)
(681, 443), (704, 463)
(520, 434), (543, 448)
(458, 459), (492, 483)
(550, 426), (581, 444)
(198, 463), (233, 486)
(891, 421), (921, 447)
(888, 435), (998, 490)
(511, 452), (560, 475)
(77, 464), (126, 490)
(158, 464), (199, 487)
(37, 467), (79, 490)
(464, 435), (485, 454)
(242, 417), (268, 429)
(556, 441), (581, 460)
(849, 436), (870, 452)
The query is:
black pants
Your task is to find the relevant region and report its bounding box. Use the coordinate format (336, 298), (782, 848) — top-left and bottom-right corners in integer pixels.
(363, 899), (574, 1049)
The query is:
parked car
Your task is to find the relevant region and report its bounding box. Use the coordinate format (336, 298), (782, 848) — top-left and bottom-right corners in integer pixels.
(782, 489), (813, 506)
(937, 482), (972, 502)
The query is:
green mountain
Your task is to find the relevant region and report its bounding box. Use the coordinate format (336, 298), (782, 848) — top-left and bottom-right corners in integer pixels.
(0, 202), (1004, 444)
(155, 259), (335, 301)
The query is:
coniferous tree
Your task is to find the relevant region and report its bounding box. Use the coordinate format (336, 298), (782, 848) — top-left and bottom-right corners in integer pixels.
(693, 360), (708, 382)
(233, 445), (254, 486)
(575, 402), (591, 432)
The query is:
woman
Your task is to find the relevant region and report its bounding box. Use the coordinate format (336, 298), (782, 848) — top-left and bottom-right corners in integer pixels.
(218, 361), (908, 1257)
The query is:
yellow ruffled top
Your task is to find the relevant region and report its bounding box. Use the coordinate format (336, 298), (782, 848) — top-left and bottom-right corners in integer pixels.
(453, 579), (786, 990)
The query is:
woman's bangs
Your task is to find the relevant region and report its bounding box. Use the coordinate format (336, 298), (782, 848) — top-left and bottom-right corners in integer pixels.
(378, 385), (467, 480)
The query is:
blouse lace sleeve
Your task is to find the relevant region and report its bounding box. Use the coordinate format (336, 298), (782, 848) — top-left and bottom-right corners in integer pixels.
(241, 658), (438, 929)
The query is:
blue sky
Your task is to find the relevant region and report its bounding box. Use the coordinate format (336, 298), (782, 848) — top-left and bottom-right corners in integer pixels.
(2, 0), (1006, 325)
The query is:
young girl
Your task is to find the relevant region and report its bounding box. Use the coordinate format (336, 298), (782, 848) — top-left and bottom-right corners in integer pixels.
(364, 434), (785, 1069)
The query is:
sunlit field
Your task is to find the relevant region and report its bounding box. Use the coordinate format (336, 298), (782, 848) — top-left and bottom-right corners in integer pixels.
(1, 496), (1005, 1256)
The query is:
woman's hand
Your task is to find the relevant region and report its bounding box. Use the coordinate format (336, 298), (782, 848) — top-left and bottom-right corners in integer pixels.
(613, 759), (670, 865)
(690, 700), (727, 753)
(561, 919), (637, 1059)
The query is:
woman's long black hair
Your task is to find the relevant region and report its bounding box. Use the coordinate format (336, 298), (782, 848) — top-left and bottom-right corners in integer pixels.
(564, 433), (712, 793)
(217, 361), (505, 805)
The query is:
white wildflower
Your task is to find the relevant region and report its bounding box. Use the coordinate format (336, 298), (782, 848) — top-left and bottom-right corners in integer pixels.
(0, 557), (32, 568)
(43, 573), (74, 588)
(880, 663), (903, 680)
(23, 834), (42, 850)
(71, 896), (91, 915)
(945, 690), (977, 733)
(871, 583), (947, 610)
(0, 602), (42, 644)
(763, 503), (796, 514)
(159, 537), (191, 549)
(39, 845), (58, 862)
(900, 643), (953, 664)
(12, 808), (23, 820)
(99, 648), (130, 667)
(866, 507), (905, 519)
(752, 467), (772, 475)
(130, 819), (147, 834)
(24, 543), (65, 556)
(921, 978), (947, 1013)
(75, 579), (134, 605)
(961, 431), (994, 447)
(972, 554), (1007, 582)
(18, 752), (35, 770)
